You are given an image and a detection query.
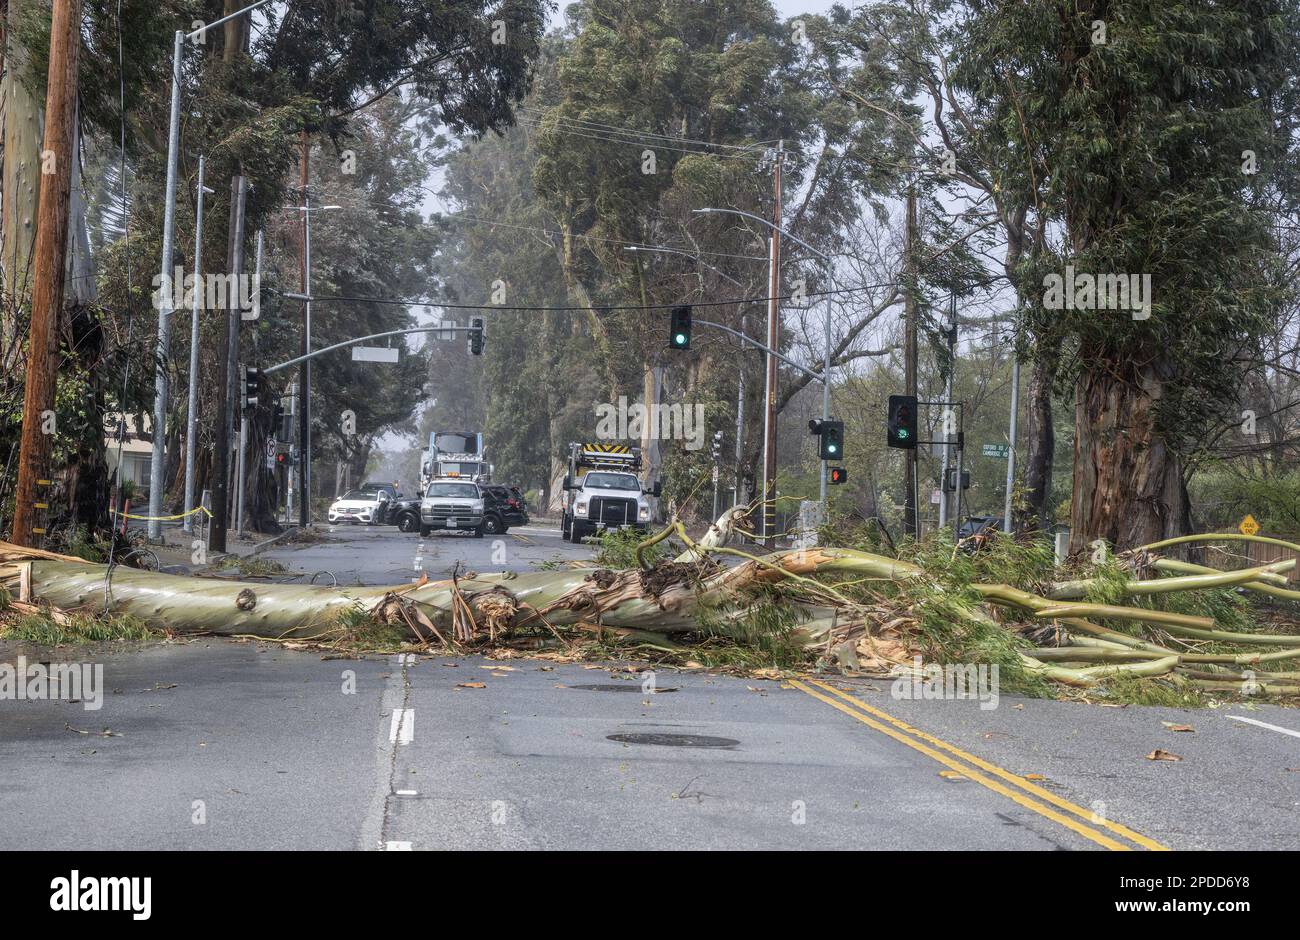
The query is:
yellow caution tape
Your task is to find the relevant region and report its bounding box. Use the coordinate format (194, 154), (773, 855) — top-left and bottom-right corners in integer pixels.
(115, 506), (213, 522)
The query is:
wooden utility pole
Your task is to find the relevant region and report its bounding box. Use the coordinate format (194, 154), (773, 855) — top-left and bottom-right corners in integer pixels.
(903, 187), (919, 538)
(11, 0), (80, 546)
(209, 175), (247, 553)
(760, 140), (783, 544)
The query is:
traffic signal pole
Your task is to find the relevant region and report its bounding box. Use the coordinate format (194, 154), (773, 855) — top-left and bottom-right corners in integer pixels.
(209, 174), (247, 554)
(236, 228), (264, 538)
(903, 188), (919, 538)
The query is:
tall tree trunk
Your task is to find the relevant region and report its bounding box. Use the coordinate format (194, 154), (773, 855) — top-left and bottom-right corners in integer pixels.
(1068, 359), (1190, 553)
(1022, 355), (1056, 531)
(1, 0), (43, 369)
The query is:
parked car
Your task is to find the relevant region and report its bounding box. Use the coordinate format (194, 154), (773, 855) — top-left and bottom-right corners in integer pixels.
(481, 484), (530, 534)
(328, 489), (384, 525)
(419, 479), (486, 537)
(357, 481), (399, 523)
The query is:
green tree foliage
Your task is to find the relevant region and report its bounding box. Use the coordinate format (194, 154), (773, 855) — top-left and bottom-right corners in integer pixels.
(427, 1), (889, 514)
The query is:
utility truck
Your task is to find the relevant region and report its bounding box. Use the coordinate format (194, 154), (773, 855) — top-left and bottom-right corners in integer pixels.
(560, 442), (660, 543)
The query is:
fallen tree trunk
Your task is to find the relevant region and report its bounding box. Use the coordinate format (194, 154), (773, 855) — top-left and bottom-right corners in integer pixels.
(2, 522), (1297, 696)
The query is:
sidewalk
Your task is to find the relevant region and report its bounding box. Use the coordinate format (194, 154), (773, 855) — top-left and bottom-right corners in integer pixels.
(139, 520), (299, 573)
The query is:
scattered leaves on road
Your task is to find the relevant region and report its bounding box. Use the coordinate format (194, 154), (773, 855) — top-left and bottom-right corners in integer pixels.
(1161, 721), (1195, 732)
(456, 681), (486, 689)
(1145, 749), (1182, 761)
(64, 723), (121, 737)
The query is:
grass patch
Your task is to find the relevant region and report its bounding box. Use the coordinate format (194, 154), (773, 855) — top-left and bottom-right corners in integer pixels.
(212, 554), (289, 578)
(0, 610), (157, 645)
(1094, 673), (1206, 708)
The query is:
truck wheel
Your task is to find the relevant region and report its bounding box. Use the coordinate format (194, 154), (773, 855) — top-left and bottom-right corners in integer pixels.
(472, 523), (485, 538)
(419, 524), (432, 537)
(570, 523), (585, 543)
(561, 515), (571, 540)
(483, 514), (503, 535)
(397, 512), (418, 533)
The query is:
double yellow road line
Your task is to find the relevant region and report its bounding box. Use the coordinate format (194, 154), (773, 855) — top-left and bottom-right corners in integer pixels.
(790, 679), (1168, 852)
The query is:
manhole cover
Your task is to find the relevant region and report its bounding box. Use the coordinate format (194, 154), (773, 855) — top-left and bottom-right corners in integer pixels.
(569, 683), (645, 692)
(607, 733), (739, 748)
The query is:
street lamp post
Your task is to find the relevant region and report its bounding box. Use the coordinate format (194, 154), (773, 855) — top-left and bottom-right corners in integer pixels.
(692, 208), (837, 505)
(146, 0), (276, 541)
(279, 201), (341, 526)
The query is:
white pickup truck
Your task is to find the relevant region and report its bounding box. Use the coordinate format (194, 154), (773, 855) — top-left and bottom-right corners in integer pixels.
(419, 479), (486, 537)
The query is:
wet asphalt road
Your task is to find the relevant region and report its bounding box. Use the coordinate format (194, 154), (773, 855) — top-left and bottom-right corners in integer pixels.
(1, 524), (1297, 850)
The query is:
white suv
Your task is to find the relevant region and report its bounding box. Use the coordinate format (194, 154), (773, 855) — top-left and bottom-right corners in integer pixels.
(328, 489), (382, 524)
(419, 479), (486, 537)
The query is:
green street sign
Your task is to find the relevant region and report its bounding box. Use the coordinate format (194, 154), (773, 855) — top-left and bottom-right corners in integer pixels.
(982, 443), (1010, 459)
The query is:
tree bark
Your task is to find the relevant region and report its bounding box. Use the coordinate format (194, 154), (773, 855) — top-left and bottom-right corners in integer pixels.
(1068, 360), (1190, 553)
(1022, 355), (1056, 531)
(1, 0), (43, 369)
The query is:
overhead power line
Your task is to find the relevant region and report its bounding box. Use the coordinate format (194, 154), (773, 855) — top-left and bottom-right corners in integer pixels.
(514, 116), (767, 159)
(516, 106), (776, 153)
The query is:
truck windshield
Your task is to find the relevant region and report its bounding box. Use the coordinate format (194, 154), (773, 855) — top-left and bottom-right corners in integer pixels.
(426, 483), (478, 499)
(583, 472), (640, 491)
(434, 433), (475, 453)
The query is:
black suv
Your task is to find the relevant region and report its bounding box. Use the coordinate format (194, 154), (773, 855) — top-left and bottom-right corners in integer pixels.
(481, 485), (530, 534)
(386, 495), (423, 533)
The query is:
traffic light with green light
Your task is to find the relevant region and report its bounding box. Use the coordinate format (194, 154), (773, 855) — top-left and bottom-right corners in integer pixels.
(669, 305), (692, 350)
(887, 395), (917, 449)
(819, 420), (844, 460)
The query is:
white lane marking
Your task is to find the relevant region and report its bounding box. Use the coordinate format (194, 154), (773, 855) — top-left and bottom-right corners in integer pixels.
(395, 789), (418, 796)
(389, 708), (415, 745)
(384, 841), (412, 851)
(1227, 714), (1300, 739)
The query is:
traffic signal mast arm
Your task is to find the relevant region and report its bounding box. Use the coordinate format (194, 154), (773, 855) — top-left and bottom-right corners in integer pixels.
(693, 317), (828, 384)
(262, 324), (485, 375)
